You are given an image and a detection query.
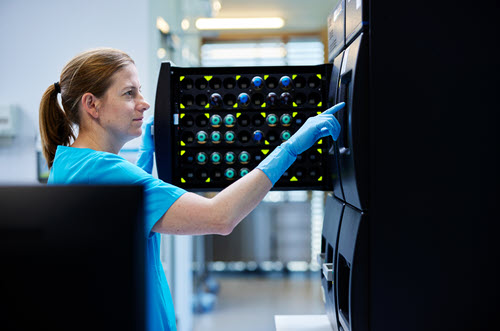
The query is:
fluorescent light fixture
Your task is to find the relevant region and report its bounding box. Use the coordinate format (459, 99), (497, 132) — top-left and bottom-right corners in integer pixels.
(156, 48), (167, 59)
(204, 46), (286, 60)
(195, 17), (285, 30)
(156, 16), (170, 34)
(181, 18), (190, 31)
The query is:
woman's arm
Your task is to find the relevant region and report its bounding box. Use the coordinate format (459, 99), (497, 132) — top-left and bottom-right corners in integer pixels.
(152, 168), (272, 235)
(152, 102), (345, 236)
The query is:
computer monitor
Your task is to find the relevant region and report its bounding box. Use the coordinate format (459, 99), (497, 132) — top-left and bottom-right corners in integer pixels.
(0, 185), (146, 331)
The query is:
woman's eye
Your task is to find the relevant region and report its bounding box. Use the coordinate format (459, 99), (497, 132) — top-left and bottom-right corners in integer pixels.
(125, 91), (133, 96)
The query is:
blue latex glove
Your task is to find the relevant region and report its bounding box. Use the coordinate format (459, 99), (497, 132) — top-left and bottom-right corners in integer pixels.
(136, 115), (155, 174)
(257, 102), (344, 185)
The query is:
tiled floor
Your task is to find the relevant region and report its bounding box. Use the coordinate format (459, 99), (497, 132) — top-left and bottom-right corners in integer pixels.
(193, 273), (326, 331)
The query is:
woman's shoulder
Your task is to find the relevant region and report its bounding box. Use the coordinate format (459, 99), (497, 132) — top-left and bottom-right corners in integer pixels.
(51, 146), (144, 184)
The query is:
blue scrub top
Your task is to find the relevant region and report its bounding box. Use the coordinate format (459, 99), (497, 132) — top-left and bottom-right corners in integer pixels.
(48, 146), (187, 331)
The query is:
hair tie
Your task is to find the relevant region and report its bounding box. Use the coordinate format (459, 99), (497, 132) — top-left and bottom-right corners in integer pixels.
(54, 82), (61, 94)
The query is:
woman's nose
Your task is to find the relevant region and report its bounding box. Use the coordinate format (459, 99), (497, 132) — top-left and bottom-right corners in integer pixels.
(138, 95), (150, 112)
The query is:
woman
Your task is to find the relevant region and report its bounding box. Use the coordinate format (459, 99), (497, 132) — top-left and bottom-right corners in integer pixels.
(39, 47), (344, 330)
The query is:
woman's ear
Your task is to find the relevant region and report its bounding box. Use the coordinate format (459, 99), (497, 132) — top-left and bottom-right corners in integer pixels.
(81, 93), (99, 119)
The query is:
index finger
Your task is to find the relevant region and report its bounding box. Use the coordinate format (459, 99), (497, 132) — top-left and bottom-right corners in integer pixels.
(323, 102), (345, 115)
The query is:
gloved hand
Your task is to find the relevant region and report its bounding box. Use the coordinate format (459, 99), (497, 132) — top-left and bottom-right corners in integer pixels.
(257, 102), (344, 185)
(136, 115), (155, 174)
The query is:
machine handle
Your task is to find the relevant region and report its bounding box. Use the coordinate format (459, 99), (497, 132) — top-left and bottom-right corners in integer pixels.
(322, 263), (334, 282)
(317, 253), (325, 265)
(339, 147), (350, 155)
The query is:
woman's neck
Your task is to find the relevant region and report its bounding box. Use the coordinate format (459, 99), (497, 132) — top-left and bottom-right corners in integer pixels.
(71, 131), (123, 154)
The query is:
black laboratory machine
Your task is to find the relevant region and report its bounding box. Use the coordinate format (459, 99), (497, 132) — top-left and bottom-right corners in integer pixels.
(153, 0), (496, 329)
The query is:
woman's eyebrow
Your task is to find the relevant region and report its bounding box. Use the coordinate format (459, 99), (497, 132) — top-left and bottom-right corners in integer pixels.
(122, 85), (142, 90)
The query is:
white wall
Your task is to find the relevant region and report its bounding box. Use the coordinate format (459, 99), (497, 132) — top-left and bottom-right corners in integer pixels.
(0, 0), (151, 183)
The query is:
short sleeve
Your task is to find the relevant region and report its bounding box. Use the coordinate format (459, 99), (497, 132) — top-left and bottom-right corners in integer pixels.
(91, 154), (187, 238)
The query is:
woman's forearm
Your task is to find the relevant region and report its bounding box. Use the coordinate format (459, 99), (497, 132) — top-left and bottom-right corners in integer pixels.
(210, 168), (272, 233)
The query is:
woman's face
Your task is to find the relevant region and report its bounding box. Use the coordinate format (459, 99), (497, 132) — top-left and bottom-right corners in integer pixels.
(97, 63), (150, 143)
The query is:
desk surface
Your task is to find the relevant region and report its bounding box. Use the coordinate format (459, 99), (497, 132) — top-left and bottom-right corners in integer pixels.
(275, 315), (332, 331)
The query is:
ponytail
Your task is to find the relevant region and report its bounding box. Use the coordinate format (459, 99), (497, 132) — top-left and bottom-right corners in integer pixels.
(39, 84), (75, 168)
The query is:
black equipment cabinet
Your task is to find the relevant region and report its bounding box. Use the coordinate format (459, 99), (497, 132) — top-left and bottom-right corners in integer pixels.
(318, 0), (497, 331)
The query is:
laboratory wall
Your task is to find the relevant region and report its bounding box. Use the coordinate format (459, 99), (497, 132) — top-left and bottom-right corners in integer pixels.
(0, 0), (151, 184)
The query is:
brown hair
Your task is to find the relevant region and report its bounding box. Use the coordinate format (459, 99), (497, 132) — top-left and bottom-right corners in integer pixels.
(39, 48), (134, 168)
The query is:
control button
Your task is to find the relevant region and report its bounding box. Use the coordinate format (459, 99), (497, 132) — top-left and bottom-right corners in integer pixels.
(279, 76), (293, 90)
(238, 131), (251, 143)
(225, 152), (236, 164)
(223, 77), (236, 89)
(251, 76), (264, 90)
(280, 114), (292, 126)
(224, 131), (236, 143)
(209, 93), (223, 107)
(293, 76), (306, 88)
(280, 130), (291, 141)
(181, 78), (193, 90)
(224, 114), (236, 127)
(238, 151), (251, 164)
(210, 114), (222, 127)
(209, 77), (222, 90)
(211, 131), (221, 144)
(252, 114), (264, 126)
(238, 93), (251, 107)
(238, 77), (250, 89)
(237, 114), (249, 126)
(224, 168), (236, 180)
(252, 130), (264, 143)
(211, 152), (222, 164)
(196, 152), (207, 164)
(266, 76), (278, 89)
(196, 131), (208, 144)
(267, 131), (278, 143)
(240, 168), (250, 177)
(195, 78), (208, 90)
(196, 115), (208, 127)
(181, 114), (194, 127)
(280, 92), (293, 106)
(266, 92), (279, 107)
(224, 94), (236, 106)
(266, 114), (278, 127)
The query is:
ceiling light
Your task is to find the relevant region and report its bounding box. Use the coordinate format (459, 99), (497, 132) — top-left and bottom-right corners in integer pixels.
(156, 16), (170, 34)
(157, 48), (167, 59)
(181, 18), (190, 31)
(212, 0), (222, 14)
(195, 17), (285, 30)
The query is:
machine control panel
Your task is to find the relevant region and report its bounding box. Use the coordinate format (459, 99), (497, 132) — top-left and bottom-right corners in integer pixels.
(154, 62), (334, 191)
